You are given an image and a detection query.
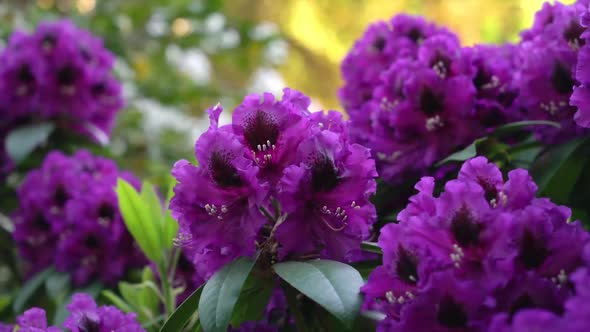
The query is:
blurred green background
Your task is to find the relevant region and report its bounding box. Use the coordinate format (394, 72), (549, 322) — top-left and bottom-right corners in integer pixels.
(0, 0), (575, 181)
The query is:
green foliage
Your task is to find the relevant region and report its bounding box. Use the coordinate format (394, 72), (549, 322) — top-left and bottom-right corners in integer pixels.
(5, 123), (55, 165)
(160, 285), (204, 332)
(274, 260), (364, 328)
(116, 179), (164, 264)
(13, 267), (54, 313)
(198, 257), (256, 332)
(532, 136), (590, 204)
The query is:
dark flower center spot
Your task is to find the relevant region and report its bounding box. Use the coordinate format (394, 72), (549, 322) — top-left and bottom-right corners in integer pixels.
(34, 214), (51, 231)
(42, 34), (57, 50)
(518, 228), (550, 269)
(78, 314), (100, 332)
(97, 203), (116, 221)
(430, 52), (451, 74)
(473, 67), (492, 91)
(57, 66), (78, 86)
(419, 88), (444, 116)
(17, 64), (35, 84)
(563, 20), (585, 47)
(310, 155), (340, 192)
(208, 151), (242, 188)
(85, 235), (101, 249)
(243, 110), (280, 151)
(477, 178), (498, 202)
(373, 36), (386, 52)
(407, 28), (423, 43)
(450, 207), (481, 247)
(437, 294), (468, 328)
(395, 245), (419, 284)
(54, 186), (69, 207)
(91, 83), (106, 96)
(550, 61), (574, 95)
(508, 293), (535, 320)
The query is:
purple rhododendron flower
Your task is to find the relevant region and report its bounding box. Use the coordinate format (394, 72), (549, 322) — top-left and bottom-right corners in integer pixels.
(12, 150), (145, 286)
(362, 157), (590, 331)
(14, 308), (60, 332)
(170, 89), (377, 280)
(0, 20), (123, 138)
(64, 293), (145, 332)
(516, 0), (590, 142)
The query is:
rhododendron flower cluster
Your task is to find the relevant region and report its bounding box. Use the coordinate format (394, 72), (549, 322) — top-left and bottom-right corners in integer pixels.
(170, 88), (377, 280)
(0, 20), (124, 139)
(4, 293), (144, 332)
(362, 157), (590, 332)
(517, 0), (589, 142)
(12, 150), (145, 286)
(339, 0), (590, 183)
(340, 14), (518, 183)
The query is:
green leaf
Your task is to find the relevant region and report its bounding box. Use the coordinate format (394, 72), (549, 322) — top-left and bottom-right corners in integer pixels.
(199, 257), (256, 332)
(116, 178), (162, 264)
(13, 267), (54, 313)
(140, 181), (168, 253)
(350, 260), (381, 280)
(436, 138), (486, 166)
(491, 120), (560, 137)
(229, 273), (273, 327)
(163, 178), (179, 249)
(119, 280), (161, 323)
(160, 285), (204, 332)
(5, 123), (55, 164)
(45, 273), (71, 299)
(531, 136), (590, 204)
(102, 290), (133, 313)
(360, 242), (383, 255)
(273, 260), (363, 328)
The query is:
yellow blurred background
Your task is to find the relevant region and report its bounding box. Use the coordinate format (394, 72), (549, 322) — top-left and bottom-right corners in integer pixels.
(226, 0), (576, 110)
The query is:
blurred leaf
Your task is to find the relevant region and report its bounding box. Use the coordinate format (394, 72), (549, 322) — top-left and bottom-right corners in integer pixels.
(360, 242), (382, 255)
(350, 260), (381, 280)
(199, 257), (256, 332)
(273, 260), (363, 328)
(160, 285), (204, 332)
(491, 120), (560, 137)
(102, 290), (133, 313)
(45, 273), (70, 299)
(119, 280), (161, 323)
(139, 181), (168, 254)
(13, 267), (54, 313)
(5, 123), (55, 164)
(163, 177), (179, 250)
(116, 178), (162, 264)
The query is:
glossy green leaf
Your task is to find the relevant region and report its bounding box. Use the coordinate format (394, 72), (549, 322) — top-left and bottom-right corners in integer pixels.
(436, 138), (486, 166)
(199, 257), (256, 332)
(5, 123), (55, 164)
(229, 273), (273, 328)
(273, 260), (364, 327)
(13, 267), (54, 313)
(531, 136), (590, 204)
(116, 178), (162, 264)
(160, 285), (204, 332)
